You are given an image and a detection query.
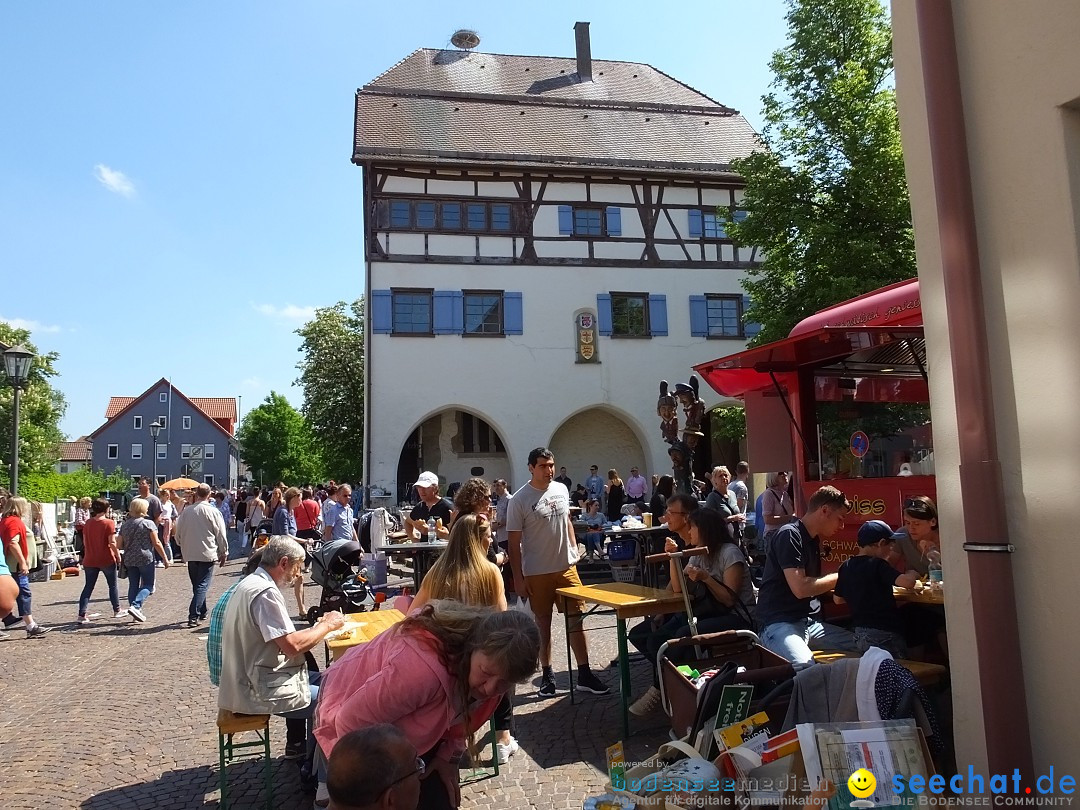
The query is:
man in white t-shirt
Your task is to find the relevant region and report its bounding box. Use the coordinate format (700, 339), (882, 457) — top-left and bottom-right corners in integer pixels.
(507, 447), (609, 697)
(728, 461), (750, 514)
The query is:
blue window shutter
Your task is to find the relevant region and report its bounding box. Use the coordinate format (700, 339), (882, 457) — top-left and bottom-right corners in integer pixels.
(558, 205), (573, 235)
(688, 209), (703, 237)
(504, 292), (523, 335)
(597, 294), (612, 336)
(433, 291), (457, 334)
(649, 294), (668, 337)
(742, 294), (762, 338)
(605, 206), (622, 236)
(689, 295), (708, 337)
(371, 290), (392, 334)
(451, 291), (464, 334)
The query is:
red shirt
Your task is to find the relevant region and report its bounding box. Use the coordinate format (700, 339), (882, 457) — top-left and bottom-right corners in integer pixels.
(81, 515), (118, 569)
(1, 514), (29, 562)
(294, 499), (321, 532)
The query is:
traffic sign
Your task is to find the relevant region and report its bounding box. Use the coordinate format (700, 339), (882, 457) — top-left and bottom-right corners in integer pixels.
(850, 431), (870, 458)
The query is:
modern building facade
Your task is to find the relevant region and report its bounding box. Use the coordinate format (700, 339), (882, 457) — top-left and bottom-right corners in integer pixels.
(356, 24), (763, 501)
(893, 0), (1080, 779)
(88, 379), (239, 489)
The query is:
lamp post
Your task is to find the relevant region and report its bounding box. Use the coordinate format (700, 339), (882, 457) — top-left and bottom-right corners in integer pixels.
(3, 344), (35, 495)
(149, 419), (163, 487)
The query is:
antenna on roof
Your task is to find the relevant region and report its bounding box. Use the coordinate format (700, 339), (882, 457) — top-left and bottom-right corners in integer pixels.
(450, 29), (480, 50)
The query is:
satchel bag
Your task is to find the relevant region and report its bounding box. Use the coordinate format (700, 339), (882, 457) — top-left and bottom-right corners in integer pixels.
(118, 559), (128, 579)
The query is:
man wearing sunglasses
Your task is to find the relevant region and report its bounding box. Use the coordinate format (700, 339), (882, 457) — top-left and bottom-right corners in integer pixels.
(327, 724), (421, 810)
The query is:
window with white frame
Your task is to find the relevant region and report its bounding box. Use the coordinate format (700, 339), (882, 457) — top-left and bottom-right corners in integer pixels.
(159, 393), (168, 402)
(157, 444), (167, 460)
(204, 444), (215, 459)
(157, 416), (167, 430)
(108, 444), (118, 459)
(203, 474), (215, 487)
(131, 443), (143, 459)
(182, 416), (191, 430)
(181, 444), (191, 459)
(156, 475), (166, 486)
(133, 415), (143, 430)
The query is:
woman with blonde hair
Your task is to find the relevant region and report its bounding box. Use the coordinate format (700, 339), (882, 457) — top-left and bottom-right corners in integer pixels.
(117, 497), (170, 623)
(412, 514), (505, 612)
(314, 602), (539, 809)
(1, 495), (50, 637)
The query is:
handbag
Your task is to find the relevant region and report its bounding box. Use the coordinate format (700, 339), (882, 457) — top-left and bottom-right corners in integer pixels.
(118, 560), (128, 579)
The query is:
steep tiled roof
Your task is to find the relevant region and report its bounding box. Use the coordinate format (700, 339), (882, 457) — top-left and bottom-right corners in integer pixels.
(58, 437), (91, 461)
(105, 396), (236, 420)
(355, 49), (760, 174)
(367, 49), (727, 110)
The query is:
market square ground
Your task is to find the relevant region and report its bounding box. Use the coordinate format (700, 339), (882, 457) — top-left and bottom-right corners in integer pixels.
(0, 535), (673, 810)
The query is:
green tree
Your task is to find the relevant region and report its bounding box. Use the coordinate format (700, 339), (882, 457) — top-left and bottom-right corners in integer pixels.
(0, 323), (67, 489)
(21, 466), (135, 503)
(729, 0), (915, 343)
(295, 299), (364, 482)
(237, 392), (325, 485)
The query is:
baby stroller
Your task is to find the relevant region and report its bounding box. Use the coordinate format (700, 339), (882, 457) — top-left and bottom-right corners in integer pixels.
(306, 538), (376, 624)
(251, 518), (274, 550)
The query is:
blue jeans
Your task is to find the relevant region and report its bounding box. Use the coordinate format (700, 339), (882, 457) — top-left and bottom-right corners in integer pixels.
(584, 531), (604, 556)
(127, 563), (156, 609)
(187, 560), (215, 621)
(2, 572), (33, 625)
(759, 617), (858, 669)
(79, 565), (120, 616)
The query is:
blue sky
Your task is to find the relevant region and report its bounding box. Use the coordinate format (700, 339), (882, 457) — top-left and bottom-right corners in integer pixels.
(0, 0), (789, 439)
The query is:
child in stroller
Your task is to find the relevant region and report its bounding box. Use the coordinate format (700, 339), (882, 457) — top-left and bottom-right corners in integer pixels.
(306, 538), (375, 624)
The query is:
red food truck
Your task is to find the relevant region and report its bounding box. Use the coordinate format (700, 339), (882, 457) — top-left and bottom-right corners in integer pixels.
(694, 278), (936, 572)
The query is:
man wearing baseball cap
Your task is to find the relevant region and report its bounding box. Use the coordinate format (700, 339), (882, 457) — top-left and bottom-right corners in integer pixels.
(833, 519), (921, 658)
(405, 472), (453, 541)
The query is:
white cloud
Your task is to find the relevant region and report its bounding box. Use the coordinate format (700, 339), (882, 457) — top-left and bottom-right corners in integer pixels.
(94, 163), (136, 197)
(251, 303), (317, 322)
(0, 316), (61, 334)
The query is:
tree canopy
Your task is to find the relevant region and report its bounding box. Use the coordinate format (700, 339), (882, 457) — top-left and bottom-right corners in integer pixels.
(236, 392), (325, 485)
(729, 0), (915, 343)
(295, 299), (364, 482)
(0, 323), (67, 490)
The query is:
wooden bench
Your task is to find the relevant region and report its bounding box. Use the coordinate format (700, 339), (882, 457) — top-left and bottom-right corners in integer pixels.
(811, 651), (948, 687)
(216, 710), (272, 810)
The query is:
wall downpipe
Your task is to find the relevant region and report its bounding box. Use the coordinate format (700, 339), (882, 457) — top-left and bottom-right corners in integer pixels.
(914, 0), (1033, 778)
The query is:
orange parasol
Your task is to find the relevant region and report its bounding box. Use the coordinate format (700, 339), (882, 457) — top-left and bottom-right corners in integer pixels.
(160, 477), (200, 490)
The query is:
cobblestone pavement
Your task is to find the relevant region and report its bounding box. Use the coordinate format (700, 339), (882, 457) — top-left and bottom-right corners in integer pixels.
(0, 536), (673, 809)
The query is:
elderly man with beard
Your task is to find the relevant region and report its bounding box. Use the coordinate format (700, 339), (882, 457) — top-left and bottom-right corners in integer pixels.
(218, 535), (345, 759)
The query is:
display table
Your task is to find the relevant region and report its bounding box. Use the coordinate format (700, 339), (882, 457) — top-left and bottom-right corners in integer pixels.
(325, 608), (407, 663)
(555, 582), (683, 739)
(382, 542), (448, 590)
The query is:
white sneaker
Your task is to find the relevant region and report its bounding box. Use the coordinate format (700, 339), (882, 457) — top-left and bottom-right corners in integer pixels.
(629, 685), (662, 716)
(496, 736), (519, 764)
(78, 617), (92, 626)
(113, 609), (128, 619)
(128, 606), (146, 623)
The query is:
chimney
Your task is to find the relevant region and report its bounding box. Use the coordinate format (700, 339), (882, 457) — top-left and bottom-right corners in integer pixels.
(574, 21), (592, 82)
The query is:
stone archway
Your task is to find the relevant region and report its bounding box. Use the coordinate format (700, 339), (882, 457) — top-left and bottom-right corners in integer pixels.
(394, 408), (510, 502)
(549, 408), (647, 489)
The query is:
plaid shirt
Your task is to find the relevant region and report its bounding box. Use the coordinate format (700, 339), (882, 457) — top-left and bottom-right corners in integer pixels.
(207, 581), (240, 686)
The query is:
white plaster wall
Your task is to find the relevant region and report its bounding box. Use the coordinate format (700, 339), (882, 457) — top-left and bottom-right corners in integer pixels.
(534, 239), (590, 259)
(655, 214), (678, 240)
(701, 188), (733, 207)
(590, 184), (637, 204)
(478, 236), (515, 258)
(550, 182), (589, 202)
(550, 408), (647, 490)
(383, 176), (425, 193)
(476, 181), (518, 197)
(386, 233), (425, 255)
(893, 0), (1080, 775)
(428, 178), (474, 195)
(660, 187), (698, 205)
(429, 235), (476, 256)
(366, 259), (751, 494)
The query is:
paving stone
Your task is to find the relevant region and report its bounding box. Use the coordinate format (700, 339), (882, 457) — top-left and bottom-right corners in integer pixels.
(1, 532), (674, 808)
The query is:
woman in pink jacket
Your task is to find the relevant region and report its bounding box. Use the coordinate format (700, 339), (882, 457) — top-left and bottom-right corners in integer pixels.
(314, 601), (539, 810)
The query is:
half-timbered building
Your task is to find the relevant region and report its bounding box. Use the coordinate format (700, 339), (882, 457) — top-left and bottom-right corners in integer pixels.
(355, 24), (763, 501)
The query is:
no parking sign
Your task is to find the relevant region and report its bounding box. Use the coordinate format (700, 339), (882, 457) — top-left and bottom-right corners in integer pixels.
(850, 430), (870, 458)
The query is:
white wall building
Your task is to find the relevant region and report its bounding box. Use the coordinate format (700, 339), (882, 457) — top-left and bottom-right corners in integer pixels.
(355, 24), (763, 501)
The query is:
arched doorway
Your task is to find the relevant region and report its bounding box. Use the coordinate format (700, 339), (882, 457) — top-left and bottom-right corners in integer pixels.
(394, 408), (510, 502)
(549, 408), (647, 490)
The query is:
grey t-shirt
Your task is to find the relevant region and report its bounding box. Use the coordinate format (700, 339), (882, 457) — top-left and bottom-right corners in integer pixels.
(727, 480), (749, 511)
(506, 481), (575, 577)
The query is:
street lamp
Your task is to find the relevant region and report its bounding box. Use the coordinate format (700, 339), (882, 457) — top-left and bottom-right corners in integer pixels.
(3, 344), (35, 495)
(149, 419), (163, 487)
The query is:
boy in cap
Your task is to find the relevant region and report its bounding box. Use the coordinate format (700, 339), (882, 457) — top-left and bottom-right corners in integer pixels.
(833, 520), (921, 658)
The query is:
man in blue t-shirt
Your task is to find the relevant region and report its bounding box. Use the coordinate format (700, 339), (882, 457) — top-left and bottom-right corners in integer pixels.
(755, 485), (858, 667)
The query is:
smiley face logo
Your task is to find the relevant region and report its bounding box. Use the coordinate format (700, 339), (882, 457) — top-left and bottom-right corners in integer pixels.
(848, 768), (877, 799)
